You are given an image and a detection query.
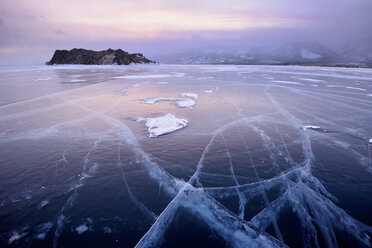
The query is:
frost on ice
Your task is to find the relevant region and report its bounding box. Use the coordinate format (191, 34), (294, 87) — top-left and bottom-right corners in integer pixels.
(137, 113), (188, 137)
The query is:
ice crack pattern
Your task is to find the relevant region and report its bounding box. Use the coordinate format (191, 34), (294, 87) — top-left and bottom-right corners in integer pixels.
(0, 64), (371, 247)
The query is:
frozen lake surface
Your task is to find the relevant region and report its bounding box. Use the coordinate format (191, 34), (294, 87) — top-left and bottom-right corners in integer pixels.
(0, 64), (372, 247)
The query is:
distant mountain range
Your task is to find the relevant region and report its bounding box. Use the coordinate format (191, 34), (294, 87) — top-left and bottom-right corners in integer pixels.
(157, 38), (372, 67)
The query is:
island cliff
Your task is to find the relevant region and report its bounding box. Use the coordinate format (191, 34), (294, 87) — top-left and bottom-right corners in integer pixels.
(46, 48), (156, 65)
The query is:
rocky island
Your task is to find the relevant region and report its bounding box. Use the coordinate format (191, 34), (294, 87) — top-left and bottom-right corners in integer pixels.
(46, 48), (156, 65)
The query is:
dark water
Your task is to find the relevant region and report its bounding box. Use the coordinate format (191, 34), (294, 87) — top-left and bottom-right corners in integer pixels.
(0, 64), (371, 247)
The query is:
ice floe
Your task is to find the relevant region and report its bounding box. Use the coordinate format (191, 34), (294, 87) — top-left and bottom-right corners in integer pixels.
(180, 93), (198, 99)
(137, 113), (188, 137)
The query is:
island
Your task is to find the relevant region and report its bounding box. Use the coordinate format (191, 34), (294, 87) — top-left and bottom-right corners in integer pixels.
(46, 48), (156, 65)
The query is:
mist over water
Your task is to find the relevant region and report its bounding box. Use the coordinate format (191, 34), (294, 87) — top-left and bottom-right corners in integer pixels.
(0, 64), (371, 247)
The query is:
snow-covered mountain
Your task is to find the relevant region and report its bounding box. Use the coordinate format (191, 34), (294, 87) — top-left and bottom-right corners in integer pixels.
(156, 39), (372, 66)
(268, 41), (338, 64)
(334, 37), (372, 65)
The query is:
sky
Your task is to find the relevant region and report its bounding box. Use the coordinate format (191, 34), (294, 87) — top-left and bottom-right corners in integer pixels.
(0, 0), (371, 64)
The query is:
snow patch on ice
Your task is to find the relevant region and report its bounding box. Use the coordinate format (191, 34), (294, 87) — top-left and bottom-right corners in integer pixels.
(137, 113), (188, 137)
(34, 77), (52, 81)
(175, 99), (196, 108)
(141, 97), (196, 108)
(8, 230), (28, 244)
(297, 78), (325, 83)
(36, 222), (53, 240)
(103, 226), (112, 233)
(204, 90), (213, 93)
(327, 85), (367, 91)
(75, 224), (89, 235)
(39, 199), (49, 208)
(301, 49), (322, 59)
(157, 81), (168, 84)
(369, 138), (372, 145)
(120, 90), (129, 95)
(115, 73), (184, 79)
(303, 125), (321, 131)
(69, 79), (87, 83)
(181, 93), (198, 99)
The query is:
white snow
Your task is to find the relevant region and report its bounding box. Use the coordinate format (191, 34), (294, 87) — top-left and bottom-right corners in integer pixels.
(368, 93), (372, 97)
(69, 79), (87, 83)
(204, 90), (213, 93)
(114, 74), (173, 79)
(297, 78), (325, 83)
(120, 90), (129, 95)
(34, 77), (52, 81)
(75, 224), (89, 234)
(157, 81), (168, 85)
(137, 113), (188, 137)
(103, 226), (112, 233)
(327, 85), (367, 91)
(39, 200), (49, 208)
(301, 49), (322, 59)
(181, 93), (198, 99)
(175, 99), (196, 108)
(303, 125), (321, 131)
(36, 222), (53, 240)
(141, 97), (196, 108)
(369, 138), (372, 144)
(272, 80), (304, 85)
(8, 231), (27, 244)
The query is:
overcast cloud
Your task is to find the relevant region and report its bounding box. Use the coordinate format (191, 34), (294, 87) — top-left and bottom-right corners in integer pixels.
(0, 0), (371, 64)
